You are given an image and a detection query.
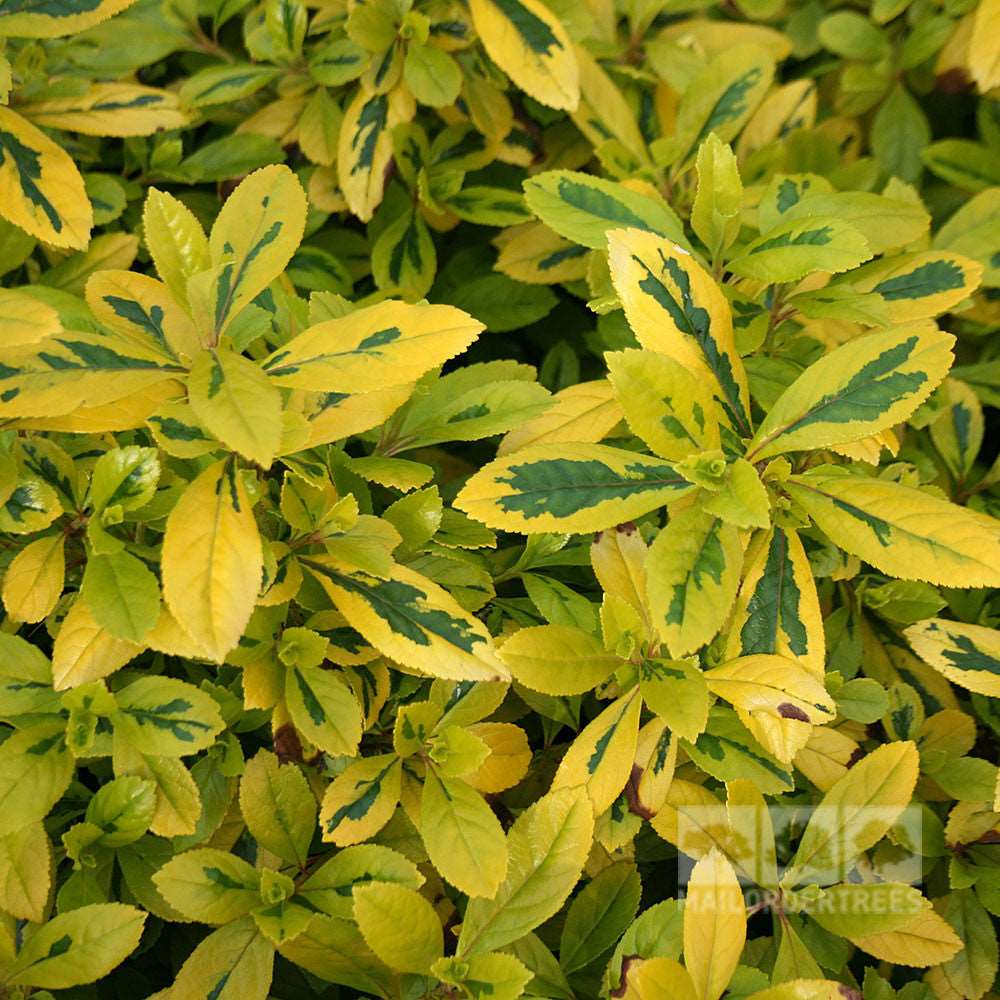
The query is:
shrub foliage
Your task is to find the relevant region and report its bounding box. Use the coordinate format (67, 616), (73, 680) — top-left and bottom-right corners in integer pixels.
(0, 0), (999, 997)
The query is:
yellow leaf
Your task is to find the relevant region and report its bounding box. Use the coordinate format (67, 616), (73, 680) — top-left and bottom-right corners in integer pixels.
(498, 379), (621, 455)
(494, 222), (591, 287)
(0, 329), (185, 421)
(458, 787), (594, 955)
(725, 526), (825, 677)
(456, 442), (693, 534)
(164, 918), (273, 1000)
(606, 348), (723, 462)
(18, 83), (188, 136)
(747, 325), (955, 461)
(5, 903), (146, 990)
(704, 655), (835, 726)
(205, 164), (308, 337)
(188, 349), (283, 467)
(469, 0), (579, 111)
(338, 87), (414, 221)
(783, 741), (919, 887)
(683, 850), (746, 1000)
(263, 299), (484, 395)
(305, 558), (507, 682)
(621, 957), (698, 1000)
(748, 982), (865, 1000)
(0, 0), (137, 37)
(650, 779), (731, 860)
(353, 883), (443, 974)
(851, 906), (963, 967)
(2, 533), (64, 623)
(319, 754), (402, 845)
(52, 597), (142, 690)
(846, 252), (982, 322)
(142, 187), (210, 307)
(591, 521), (649, 624)
(646, 508), (743, 658)
(794, 725), (859, 793)
(420, 768), (508, 898)
(0, 289), (61, 346)
(113, 746), (202, 838)
(162, 459), (263, 663)
(786, 469), (1000, 588)
(0, 106), (91, 248)
(904, 618), (1000, 698)
(552, 689), (642, 814)
(464, 722), (532, 794)
(85, 269), (202, 362)
(969, 0), (1000, 90)
(607, 228), (750, 436)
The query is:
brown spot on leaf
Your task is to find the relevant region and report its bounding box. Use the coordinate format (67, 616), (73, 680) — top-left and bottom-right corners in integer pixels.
(846, 747), (864, 768)
(936, 68), (971, 94)
(274, 723), (304, 764)
(617, 521), (637, 535)
(625, 764), (656, 820)
(778, 702), (809, 722)
(611, 955), (641, 998)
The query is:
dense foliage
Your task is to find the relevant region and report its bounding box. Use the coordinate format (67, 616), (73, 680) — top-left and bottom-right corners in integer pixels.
(1, 0), (1000, 997)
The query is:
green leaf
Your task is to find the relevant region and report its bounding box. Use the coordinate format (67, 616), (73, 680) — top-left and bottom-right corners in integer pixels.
(922, 139), (1000, 193)
(684, 709), (793, 794)
(833, 678), (888, 723)
(804, 883), (929, 938)
(0, 722), (74, 836)
(298, 844), (423, 919)
(403, 44), (462, 107)
(499, 623), (619, 695)
(459, 787), (594, 955)
(559, 862), (641, 973)
(0, 822), (51, 921)
(166, 917), (274, 1000)
(640, 658), (710, 743)
(926, 890), (998, 999)
(691, 134), (743, 260)
(85, 775), (157, 847)
(871, 85), (930, 183)
(89, 445), (160, 513)
(81, 550), (161, 643)
(179, 64), (280, 108)
(728, 216), (871, 283)
(239, 750), (317, 866)
(434, 953), (534, 1000)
